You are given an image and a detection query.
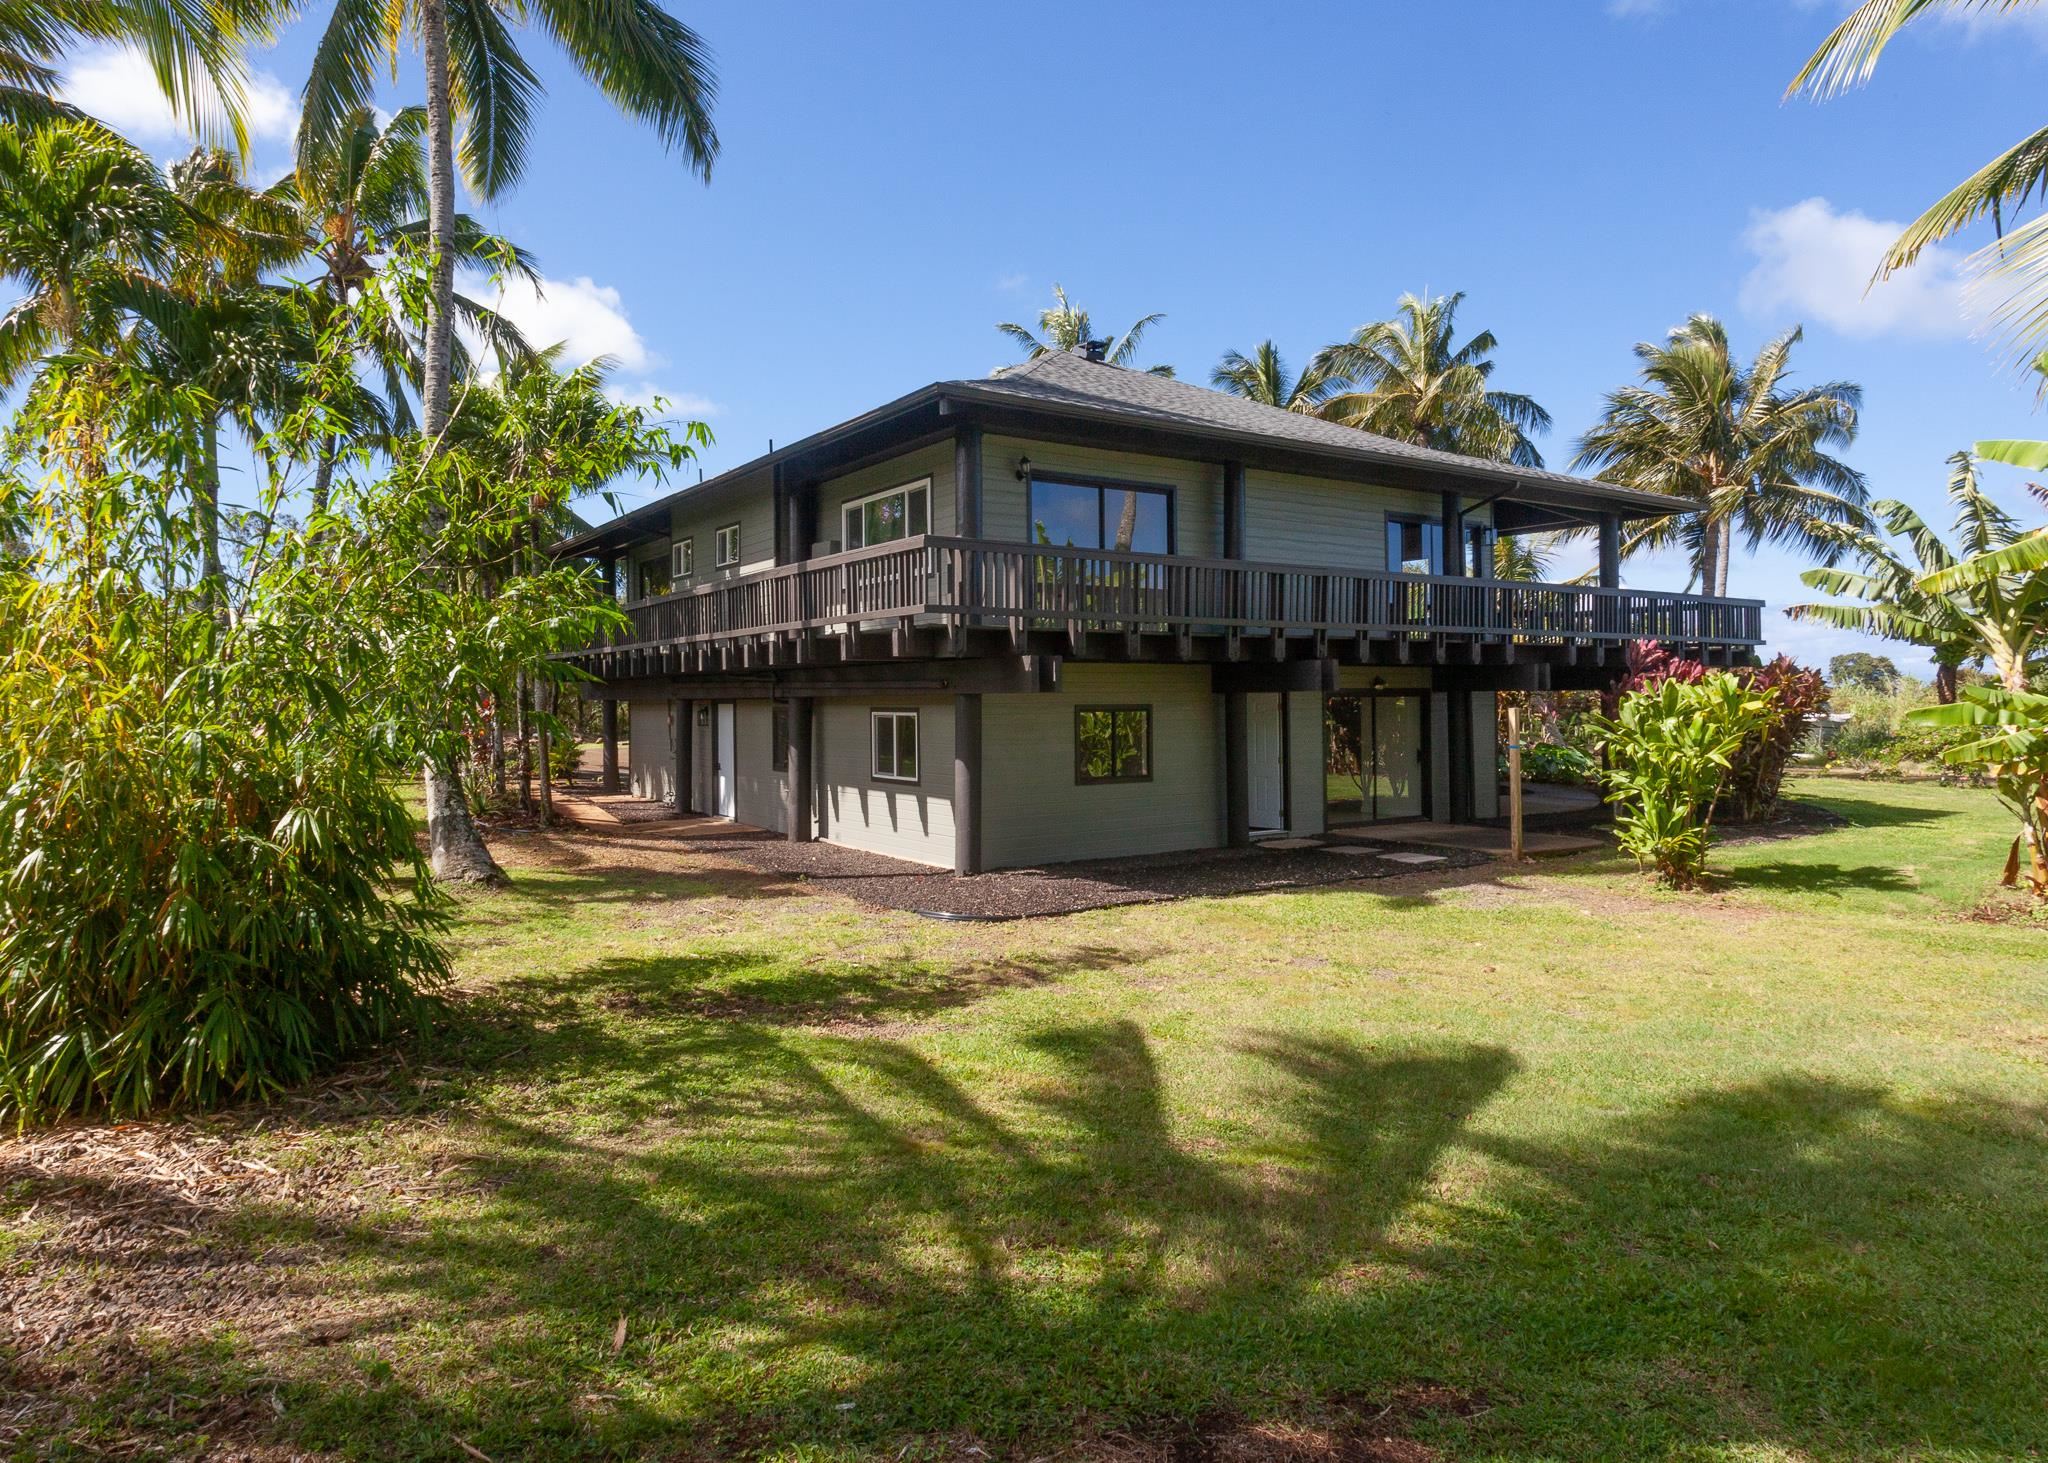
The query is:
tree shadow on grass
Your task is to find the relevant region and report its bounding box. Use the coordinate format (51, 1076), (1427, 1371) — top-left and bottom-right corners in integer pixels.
(17, 992), (2048, 1460)
(1719, 860), (1920, 897)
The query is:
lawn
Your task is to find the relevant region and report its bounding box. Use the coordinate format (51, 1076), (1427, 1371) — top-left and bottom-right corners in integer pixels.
(5, 777), (2045, 1461)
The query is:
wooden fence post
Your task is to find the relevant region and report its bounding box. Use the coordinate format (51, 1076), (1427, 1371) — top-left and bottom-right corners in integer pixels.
(1506, 703), (1524, 863)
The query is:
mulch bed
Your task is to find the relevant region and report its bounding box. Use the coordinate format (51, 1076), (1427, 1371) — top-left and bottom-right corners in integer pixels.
(704, 830), (1492, 920)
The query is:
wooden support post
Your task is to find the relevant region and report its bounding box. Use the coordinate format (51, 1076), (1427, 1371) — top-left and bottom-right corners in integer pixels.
(1446, 689), (1475, 824)
(954, 424), (983, 537)
(785, 697), (814, 842)
(1597, 512), (1622, 589)
(1506, 702), (1525, 863)
(953, 692), (983, 875)
(600, 697), (621, 794)
(673, 697), (693, 813)
(1441, 491), (1464, 577)
(1224, 689), (1251, 849)
(1222, 460), (1246, 559)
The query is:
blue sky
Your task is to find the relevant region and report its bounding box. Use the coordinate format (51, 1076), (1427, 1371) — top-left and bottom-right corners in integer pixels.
(54, 0), (2048, 674)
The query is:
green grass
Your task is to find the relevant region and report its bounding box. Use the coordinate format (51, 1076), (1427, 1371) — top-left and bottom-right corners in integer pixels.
(7, 777), (2047, 1461)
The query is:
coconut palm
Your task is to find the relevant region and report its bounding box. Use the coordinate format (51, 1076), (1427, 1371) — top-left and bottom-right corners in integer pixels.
(1493, 532), (1563, 582)
(997, 284), (1174, 377)
(244, 0), (720, 883)
(262, 0), (720, 450)
(0, 0), (254, 139)
(1573, 316), (1869, 598)
(1311, 291), (1551, 467)
(1785, 453), (2036, 699)
(0, 121), (174, 386)
(1789, 1), (2048, 357)
(266, 105), (536, 509)
(1210, 340), (1340, 412)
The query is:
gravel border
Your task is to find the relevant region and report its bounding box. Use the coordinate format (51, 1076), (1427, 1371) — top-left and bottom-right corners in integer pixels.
(705, 830), (1492, 919)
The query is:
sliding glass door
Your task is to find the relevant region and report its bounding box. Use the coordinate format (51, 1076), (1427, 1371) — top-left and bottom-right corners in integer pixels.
(1324, 692), (1428, 825)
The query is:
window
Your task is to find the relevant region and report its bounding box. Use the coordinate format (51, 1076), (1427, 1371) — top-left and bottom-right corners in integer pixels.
(1385, 515), (1443, 576)
(636, 556), (672, 600)
(772, 702), (789, 773)
(1074, 706), (1152, 784)
(870, 710), (919, 783)
(842, 478), (930, 550)
(1028, 477), (1172, 554)
(671, 537), (694, 580)
(714, 523), (741, 568)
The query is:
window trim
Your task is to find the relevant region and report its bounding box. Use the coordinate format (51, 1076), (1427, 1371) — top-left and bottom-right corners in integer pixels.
(840, 477), (932, 551)
(714, 522), (742, 569)
(869, 708), (920, 784)
(1073, 704), (1154, 785)
(1026, 473), (1178, 555)
(671, 537), (694, 580)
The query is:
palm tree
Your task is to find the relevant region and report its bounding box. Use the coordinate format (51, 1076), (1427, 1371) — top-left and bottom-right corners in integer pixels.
(0, 121), (173, 386)
(1311, 291), (1551, 466)
(246, 0), (721, 883)
(1210, 340), (1340, 412)
(0, 0), (253, 139)
(265, 0), (719, 448)
(265, 106), (536, 510)
(997, 284), (1174, 377)
(1785, 453), (2034, 700)
(1790, 1), (2048, 357)
(1573, 316), (1869, 598)
(1493, 532), (1562, 583)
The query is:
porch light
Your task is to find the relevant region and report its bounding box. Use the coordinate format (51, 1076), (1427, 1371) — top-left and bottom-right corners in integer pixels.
(1371, 677), (1387, 691)
(1015, 455), (1032, 481)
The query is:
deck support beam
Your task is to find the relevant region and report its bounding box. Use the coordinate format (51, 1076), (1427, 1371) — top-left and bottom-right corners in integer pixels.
(1444, 689), (1475, 824)
(1441, 492), (1464, 577)
(600, 553), (622, 793)
(1224, 688), (1251, 849)
(953, 692), (983, 875)
(1597, 511), (1621, 589)
(785, 696), (814, 842)
(1222, 460), (1246, 559)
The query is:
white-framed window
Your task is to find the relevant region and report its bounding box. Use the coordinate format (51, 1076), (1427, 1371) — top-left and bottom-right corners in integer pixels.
(870, 709), (920, 783)
(842, 478), (931, 550)
(671, 537), (694, 580)
(714, 523), (741, 568)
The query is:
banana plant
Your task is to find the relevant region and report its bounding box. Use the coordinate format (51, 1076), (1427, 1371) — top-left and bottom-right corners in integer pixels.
(1906, 686), (2048, 897)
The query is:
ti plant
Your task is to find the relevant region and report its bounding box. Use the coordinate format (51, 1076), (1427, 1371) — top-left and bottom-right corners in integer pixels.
(1905, 687), (2048, 898)
(1590, 673), (1781, 889)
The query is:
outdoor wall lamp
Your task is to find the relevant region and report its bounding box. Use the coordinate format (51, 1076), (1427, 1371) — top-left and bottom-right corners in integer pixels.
(1015, 455), (1033, 481)
(1371, 677), (1387, 691)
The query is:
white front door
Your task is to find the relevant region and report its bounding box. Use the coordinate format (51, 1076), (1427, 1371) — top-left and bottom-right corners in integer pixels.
(1249, 693), (1286, 829)
(714, 702), (737, 818)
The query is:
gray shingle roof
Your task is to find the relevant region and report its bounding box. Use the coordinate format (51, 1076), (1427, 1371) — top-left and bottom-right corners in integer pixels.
(947, 350), (1670, 507)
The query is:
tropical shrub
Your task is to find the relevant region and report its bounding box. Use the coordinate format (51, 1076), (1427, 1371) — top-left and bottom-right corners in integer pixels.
(1589, 674), (1780, 888)
(1905, 688), (2048, 897)
(1612, 642), (1822, 819)
(1503, 742), (1599, 787)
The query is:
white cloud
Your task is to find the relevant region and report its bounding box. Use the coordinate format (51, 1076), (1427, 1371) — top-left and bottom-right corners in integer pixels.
(995, 272), (1031, 294)
(467, 272), (659, 372)
(60, 45), (296, 147)
(459, 271), (719, 420)
(1606, 0), (1671, 16)
(1738, 197), (1971, 340)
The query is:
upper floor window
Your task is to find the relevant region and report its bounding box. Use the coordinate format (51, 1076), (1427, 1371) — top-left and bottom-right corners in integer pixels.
(714, 523), (741, 568)
(637, 556), (672, 600)
(842, 479), (930, 550)
(1029, 477), (1172, 555)
(1386, 515), (1443, 576)
(671, 537), (694, 581)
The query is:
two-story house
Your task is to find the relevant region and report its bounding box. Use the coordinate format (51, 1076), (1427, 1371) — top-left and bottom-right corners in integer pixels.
(551, 349), (1759, 874)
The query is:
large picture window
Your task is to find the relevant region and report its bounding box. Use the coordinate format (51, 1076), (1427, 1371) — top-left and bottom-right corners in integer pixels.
(1075, 706), (1152, 784)
(842, 479), (930, 550)
(870, 709), (919, 783)
(1029, 477), (1172, 554)
(1386, 515), (1443, 576)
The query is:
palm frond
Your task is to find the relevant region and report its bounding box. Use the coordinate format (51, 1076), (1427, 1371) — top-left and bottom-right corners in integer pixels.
(524, 0), (720, 182)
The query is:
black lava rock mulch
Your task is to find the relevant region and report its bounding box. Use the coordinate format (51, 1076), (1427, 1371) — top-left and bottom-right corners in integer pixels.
(711, 831), (1491, 920)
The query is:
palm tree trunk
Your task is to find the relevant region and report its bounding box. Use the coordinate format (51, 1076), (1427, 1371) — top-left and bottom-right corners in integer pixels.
(419, 0), (456, 443)
(1934, 661), (1959, 705)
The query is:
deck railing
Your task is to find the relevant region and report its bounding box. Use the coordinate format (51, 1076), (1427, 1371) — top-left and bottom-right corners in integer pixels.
(597, 534), (1763, 652)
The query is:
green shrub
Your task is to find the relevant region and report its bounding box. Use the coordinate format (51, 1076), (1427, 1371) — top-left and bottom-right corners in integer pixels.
(1590, 674), (1780, 888)
(1831, 718), (1896, 761)
(0, 575), (449, 1124)
(1504, 742), (1599, 787)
